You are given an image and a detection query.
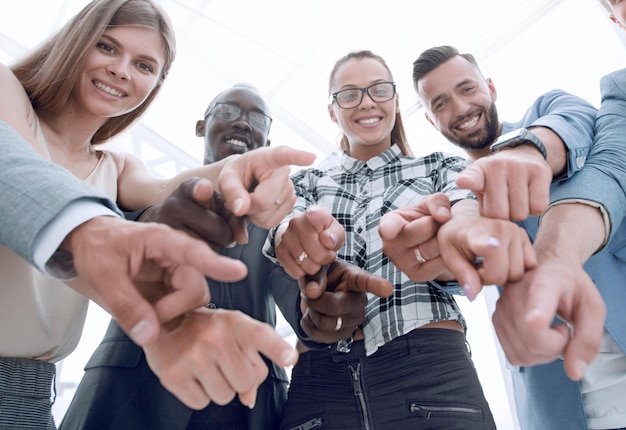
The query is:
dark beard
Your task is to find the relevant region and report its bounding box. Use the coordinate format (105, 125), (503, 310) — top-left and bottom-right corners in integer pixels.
(442, 103), (499, 151)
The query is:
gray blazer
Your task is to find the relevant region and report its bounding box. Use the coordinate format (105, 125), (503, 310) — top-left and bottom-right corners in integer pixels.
(0, 120), (118, 265)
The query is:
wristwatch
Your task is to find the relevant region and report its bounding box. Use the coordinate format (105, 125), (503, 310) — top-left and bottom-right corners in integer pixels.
(490, 128), (547, 160)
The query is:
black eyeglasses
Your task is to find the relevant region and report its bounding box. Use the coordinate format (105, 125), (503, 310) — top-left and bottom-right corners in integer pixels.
(331, 82), (396, 109)
(206, 102), (272, 133)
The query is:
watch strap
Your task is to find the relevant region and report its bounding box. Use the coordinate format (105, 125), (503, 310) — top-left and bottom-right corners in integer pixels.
(490, 130), (547, 160)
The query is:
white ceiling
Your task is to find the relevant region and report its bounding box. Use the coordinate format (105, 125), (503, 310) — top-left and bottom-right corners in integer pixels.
(2, 0), (625, 171)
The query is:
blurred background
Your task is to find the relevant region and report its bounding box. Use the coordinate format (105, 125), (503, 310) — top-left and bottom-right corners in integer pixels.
(1, 1), (625, 428)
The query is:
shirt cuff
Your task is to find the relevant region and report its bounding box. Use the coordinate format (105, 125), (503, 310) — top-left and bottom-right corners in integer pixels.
(33, 200), (120, 279)
(540, 198), (611, 251)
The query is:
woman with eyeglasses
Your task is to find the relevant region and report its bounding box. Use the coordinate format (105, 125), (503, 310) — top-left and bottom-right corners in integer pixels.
(262, 50), (507, 429)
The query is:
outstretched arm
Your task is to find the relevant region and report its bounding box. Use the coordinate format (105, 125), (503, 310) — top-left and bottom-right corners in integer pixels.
(118, 146), (316, 233)
(458, 90), (597, 221)
(493, 202), (606, 381)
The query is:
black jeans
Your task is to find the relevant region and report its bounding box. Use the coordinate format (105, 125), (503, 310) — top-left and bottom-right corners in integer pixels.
(280, 327), (496, 430)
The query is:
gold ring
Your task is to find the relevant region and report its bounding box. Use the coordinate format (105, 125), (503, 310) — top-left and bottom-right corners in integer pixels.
(414, 245), (427, 264)
(295, 251), (308, 265)
(334, 316), (343, 331)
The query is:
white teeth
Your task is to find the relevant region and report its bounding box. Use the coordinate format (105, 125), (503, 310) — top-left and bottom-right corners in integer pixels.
(94, 81), (124, 97)
(358, 117), (380, 124)
(226, 139), (247, 147)
(458, 116), (479, 130)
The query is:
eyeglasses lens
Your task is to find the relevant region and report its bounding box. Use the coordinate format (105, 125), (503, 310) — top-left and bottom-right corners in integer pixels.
(212, 103), (271, 132)
(334, 82), (395, 109)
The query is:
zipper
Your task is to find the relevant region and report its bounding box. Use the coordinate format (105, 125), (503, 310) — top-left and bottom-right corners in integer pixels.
(287, 417), (323, 430)
(409, 402), (484, 419)
(349, 363), (371, 430)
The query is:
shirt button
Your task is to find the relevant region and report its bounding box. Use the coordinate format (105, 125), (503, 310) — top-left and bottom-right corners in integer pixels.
(576, 156), (586, 169)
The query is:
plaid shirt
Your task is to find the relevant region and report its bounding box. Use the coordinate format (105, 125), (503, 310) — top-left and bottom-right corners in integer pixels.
(265, 145), (473, 356)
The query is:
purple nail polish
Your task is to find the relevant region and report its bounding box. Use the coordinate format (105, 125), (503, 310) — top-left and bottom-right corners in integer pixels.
(462, 283), (476, 302)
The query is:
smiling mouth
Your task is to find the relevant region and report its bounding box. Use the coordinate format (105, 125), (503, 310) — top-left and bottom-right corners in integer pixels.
(225, 138), (247, 148)
(357, 117), (381, 125)
(93, 80), (126, 97)
(456, 114), (480, 131)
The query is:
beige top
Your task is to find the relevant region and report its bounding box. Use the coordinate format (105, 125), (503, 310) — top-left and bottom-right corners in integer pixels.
(0, 116), (118, 363)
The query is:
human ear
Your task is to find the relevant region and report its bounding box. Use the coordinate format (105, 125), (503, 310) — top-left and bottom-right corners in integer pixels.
(424, 112), (436, 128)
(195, 120), (205, 137)
(328, 104), (338, 123)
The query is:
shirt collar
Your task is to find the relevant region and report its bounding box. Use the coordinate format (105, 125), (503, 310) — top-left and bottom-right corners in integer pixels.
(340, 144), (403, 174)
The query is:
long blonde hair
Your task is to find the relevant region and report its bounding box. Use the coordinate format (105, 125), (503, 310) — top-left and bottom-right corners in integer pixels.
(11, 0), (176, 145)
(328, 50), (412, 156)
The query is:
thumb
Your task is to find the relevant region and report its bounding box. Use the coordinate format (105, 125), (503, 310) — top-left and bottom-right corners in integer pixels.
(190, 177), (216, 203)
(299, 264), (330, 299)
(378, 211), (406, 239)
(456, 165), (486, 194)
(423, 193), (453, 223)
(338, 262), (394, 298)
(106, 275), (161, 346)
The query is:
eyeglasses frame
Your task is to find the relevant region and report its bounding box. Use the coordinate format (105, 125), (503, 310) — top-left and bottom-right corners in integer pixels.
(206, 102), (273, 132)
(330, 81), (396, 109)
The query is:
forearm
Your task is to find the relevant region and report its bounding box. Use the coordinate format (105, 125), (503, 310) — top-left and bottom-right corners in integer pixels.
(527, 126), (567, 178)
(535, 202), (605, 265)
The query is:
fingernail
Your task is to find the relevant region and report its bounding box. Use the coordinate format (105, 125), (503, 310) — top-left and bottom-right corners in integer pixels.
(248, 399), (256, 410)
(306, 206), (317, 215)
(130, 319), (153, 346)
(487, 237), (501, 247)
(226, 241), (237, 248)
(329, 232), (338, 247)
(437, 206), (451, 217)
(232, 198), (244, 214)
(575, 359), (588, 378)
(282, 348), (298, 366)
(462, 283), (476, 302)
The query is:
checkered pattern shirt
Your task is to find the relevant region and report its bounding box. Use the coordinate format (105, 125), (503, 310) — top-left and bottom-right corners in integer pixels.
(265, 145), (472, 356)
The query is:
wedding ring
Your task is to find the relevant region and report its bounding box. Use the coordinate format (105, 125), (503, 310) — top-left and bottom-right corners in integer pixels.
(295, 251), (308, 265)
(334, 316), (343, 331)
(414, 245), (427, 264)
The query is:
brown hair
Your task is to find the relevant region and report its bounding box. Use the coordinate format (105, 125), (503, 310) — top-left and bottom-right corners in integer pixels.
(329, 50), (412, 156)
(412, 46), (481, 93)
(11, 0), (176, 145)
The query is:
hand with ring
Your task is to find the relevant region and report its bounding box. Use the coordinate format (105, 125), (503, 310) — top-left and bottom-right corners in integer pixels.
(295, 251), (308, 265)
(275, 205), (345, 279)
(379, 193), (452, 283)
(413, 245), (427, 264)
(297, 261), (394, 344)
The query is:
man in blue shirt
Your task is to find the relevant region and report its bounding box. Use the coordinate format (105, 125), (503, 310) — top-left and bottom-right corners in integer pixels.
(381, 45), (625, 429)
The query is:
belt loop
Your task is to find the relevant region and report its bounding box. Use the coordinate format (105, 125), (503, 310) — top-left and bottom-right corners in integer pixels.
(407, 329), (418, 356)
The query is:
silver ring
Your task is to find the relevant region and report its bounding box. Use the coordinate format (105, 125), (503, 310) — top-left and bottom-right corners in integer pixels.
(274, 199), (281, 206)
(414, 245), (427, 264)
(295, 251), (308, 265)
(334, 316), (343, 331)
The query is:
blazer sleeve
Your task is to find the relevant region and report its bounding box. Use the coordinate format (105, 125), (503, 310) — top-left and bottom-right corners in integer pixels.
(0, 120), (120, 264)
